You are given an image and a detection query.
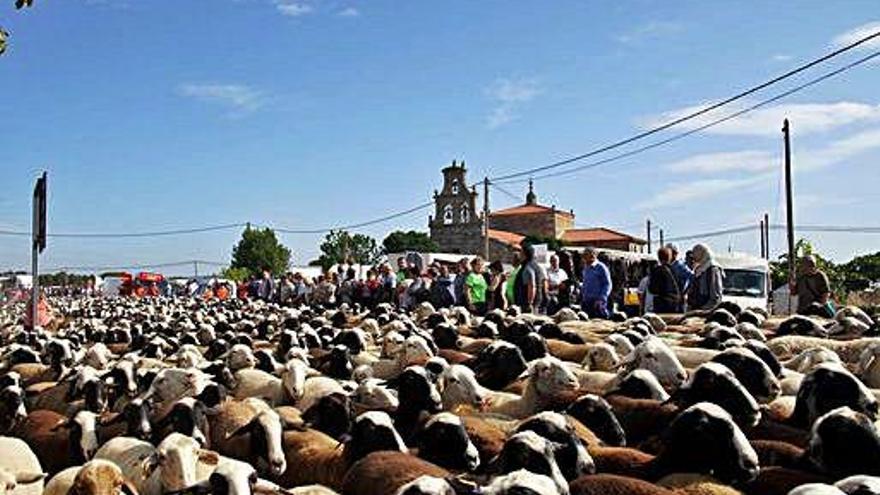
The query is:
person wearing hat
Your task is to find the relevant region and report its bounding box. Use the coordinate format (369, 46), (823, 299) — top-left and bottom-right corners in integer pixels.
(666, 243), (693, 311)
(686, 244), (724, 311)
(796, 255), (833, 316)
(580, 247), (611, 319)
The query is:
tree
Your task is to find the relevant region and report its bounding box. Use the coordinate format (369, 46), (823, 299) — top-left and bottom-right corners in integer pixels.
(317, 230), (380, 271)
(769, 238), (847, 300)
(523, 235), (564, 251)
(382, 230), (438, 254)
(220, 266), (251, 282)
(230, 226), (292, 277)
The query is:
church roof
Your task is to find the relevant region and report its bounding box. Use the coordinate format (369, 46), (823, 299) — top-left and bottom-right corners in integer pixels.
(488, 229), (525, 247)
(490, 203), (574, 218)
(561, 227), (646, 244)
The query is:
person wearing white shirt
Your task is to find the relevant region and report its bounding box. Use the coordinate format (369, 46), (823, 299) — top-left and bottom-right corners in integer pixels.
(546, 254), (569, 314)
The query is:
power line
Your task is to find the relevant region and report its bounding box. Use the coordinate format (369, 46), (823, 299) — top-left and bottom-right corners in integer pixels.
(489, 29), (880, 183)
(490, 182), (524, 203)
(494, 48), (880, 185)
(272, 201), (434, 235)
(665, 224), (880, 243)
(0, 223), (248, 238)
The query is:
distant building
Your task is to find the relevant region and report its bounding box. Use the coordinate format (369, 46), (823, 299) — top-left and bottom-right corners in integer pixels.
(428, 161), (647, 261)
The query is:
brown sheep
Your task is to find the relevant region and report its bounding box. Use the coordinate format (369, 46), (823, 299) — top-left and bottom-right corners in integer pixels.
(741, 467), (832, 495)
(750, 439), (806, 470)
(341, 451), (448, 495)
(43, 459), (135, 495)
(604, 395), (679, 446)
(570, 474), (676, 495)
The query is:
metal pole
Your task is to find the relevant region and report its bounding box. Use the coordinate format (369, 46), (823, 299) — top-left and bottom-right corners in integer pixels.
(646, 219), (652, 252)
(764, 212), (770, 259)
(659, 228), (664, 248)
(31, 240), (38, 328)
(783, 119), (796, 313)
(483, 177), (490, 261)
(194, 261), (199, 278)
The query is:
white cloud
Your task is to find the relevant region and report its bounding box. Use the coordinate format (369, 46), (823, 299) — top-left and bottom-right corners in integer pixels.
(338, 7), (359, 17)
(642, 127), (880, 210)
(275, 1), (313, 17)
(832, 21), (880, 50)
(635, 175), (771, 210)
(177, 83), (266, 114)
(666, 150), (779, 174)
(484, 78), (541, 129)
(771, 53), (792, 62)
(638, 101), (880, 137)
(616, 21), (682, 44)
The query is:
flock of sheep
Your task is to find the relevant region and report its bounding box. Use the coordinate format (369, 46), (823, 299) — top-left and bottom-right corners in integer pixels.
(0, 295), (879, 495)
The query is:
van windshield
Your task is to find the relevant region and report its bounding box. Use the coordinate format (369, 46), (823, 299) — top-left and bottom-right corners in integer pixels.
(723, 269), (766, 298)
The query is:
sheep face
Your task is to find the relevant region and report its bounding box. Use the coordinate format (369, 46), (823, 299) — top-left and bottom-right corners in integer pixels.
(347, 411), (407, 463)
(395, 476), (456, 495)
(0, 385), (26, 433)
(791, 362), (879, 429)
(397, 366), (442, 415)
(670, 362), (760, 428)
(608, 369), (668, 401)
(808, 406), (880, 478)
(402, 336), (434, 367)
(491, 431), (569, 495)
(72, 460), (131, 495)
(711, 347), (781, 404)
(161, 398), (209, 446)
(69, 410), (100, 462)
(786, 347), (842, 374)
(582, 343), (620, 372)
(151, 433), (219, 492)
(658, 402), (759, 484)
(207, 460), (260, 495)
(226, 344), (257, 371)
(302, 392), (353, 441)
(621, 337), (687, 390)
(528, 357), (579, 398)
(353, 379), (399, 412)
(280, 359), (309, 403)
(438, 365), (486, 411)
(605, 334), (635, 358)
(0, 468), (45, 495)
(566, 395), (626, 447)
(514, 412), (595, 481)
(472, 341), (527, 391)
(417, 412), (480, 472)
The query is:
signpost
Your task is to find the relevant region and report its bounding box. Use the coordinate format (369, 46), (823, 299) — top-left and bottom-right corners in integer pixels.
(31, 171), (47, 329)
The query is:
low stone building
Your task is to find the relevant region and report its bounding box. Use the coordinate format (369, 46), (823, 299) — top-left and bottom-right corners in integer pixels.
(428, 161), (646, 262)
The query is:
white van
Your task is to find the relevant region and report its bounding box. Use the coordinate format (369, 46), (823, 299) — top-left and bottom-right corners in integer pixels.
(715, 253), (770, 312)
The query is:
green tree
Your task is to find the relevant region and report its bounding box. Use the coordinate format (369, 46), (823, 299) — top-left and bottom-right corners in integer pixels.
(382, 230), (438, 254)
(230, 226), (292, 277)
(220, 266), (251, 282)
(769, 238), (847, 300)
(523, 235), (565, 251)
(839, 252), (880, 292)
(317, 230), (380, 270)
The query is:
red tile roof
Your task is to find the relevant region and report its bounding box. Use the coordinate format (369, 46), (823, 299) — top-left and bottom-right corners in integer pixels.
(561, 227), (646, 244)
(490, 203), (574, 218)
(488, 229), (525, 247)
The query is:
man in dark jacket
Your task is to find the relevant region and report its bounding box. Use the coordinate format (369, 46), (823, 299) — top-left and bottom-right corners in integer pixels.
(649, 247), (681, 314)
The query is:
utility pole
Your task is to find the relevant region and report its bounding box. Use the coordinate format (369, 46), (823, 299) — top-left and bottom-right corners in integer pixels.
(783, 119), (796, 313)
(764, 212), (770, 260)
(759, 219), (765, 258)
(659, 229), (664, 248)
(646, 219), (652, 252)
(483, 177), (490, 261)
(31, 172), (47, 329)
(194, 261), (199, 278)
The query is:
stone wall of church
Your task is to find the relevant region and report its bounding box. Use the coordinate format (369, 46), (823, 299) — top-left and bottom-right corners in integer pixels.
(489, 212), (558, 239)
(430, 221), (484, 255)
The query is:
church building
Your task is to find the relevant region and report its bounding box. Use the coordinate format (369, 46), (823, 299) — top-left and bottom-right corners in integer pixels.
(428, 160), (647, 261)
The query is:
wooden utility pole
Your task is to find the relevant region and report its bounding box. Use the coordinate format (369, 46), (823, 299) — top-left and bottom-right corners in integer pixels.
(759, 219), (766, 258)
(783, 119), (796, 313)
(659, 229), (664, 248)
(483, 177), (490, 261)
(764, 212), (770, 259)
(646, 219), (652, 252)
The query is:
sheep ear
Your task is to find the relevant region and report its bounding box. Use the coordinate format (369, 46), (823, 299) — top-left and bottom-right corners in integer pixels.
(197, 449), (220, 465)
(121, 481), (138, 495)
(141, 452), (160, 477)
(14, 471), (46, 485)
(225, 418), (256, 440)
(50, 419), (71, 432)
(446, 475), (480, 495)
(99, 412), (125, 427)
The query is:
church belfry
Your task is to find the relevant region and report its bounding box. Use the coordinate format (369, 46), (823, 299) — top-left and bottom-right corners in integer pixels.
(429, 160), (484, 255)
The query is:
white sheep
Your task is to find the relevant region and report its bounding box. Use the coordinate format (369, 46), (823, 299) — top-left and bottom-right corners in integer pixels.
(94, 433), (219, 495)
(0, 437), (45, 495)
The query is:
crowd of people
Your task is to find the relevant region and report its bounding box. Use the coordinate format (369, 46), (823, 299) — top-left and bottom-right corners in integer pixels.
(228, 240), (765, 319)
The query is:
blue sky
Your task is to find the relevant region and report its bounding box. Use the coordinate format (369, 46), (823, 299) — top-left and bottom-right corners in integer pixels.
(1, 1), (878, 275)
